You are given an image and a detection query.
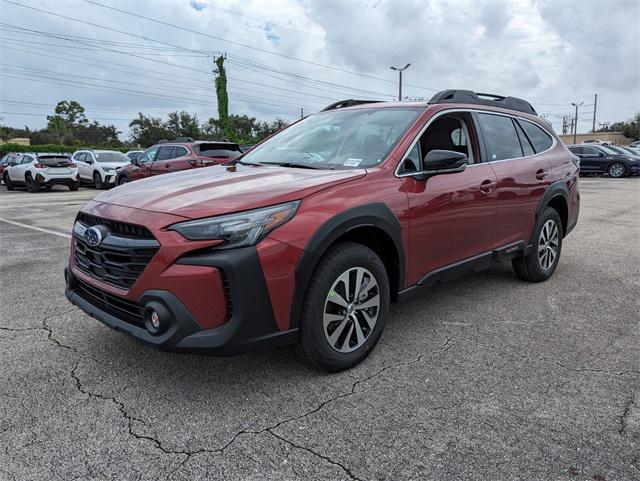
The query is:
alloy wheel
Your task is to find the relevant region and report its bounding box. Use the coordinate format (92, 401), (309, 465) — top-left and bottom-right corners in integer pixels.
(538, 219), (559, 271)
(323, 266), (380, 353)
(608, 163), (624, 178)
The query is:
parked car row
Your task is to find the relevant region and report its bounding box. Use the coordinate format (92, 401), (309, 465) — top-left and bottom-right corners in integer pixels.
(1, 139), (245, 192)
(567, 143), (640, 178)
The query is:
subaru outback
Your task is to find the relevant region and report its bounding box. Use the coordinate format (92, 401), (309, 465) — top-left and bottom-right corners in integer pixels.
(65, 90), (580, 371)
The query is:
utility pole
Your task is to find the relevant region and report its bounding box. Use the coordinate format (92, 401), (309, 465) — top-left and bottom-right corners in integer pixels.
(562, 115), (568, 135)
(390, 63), (411, 101)
(592, 93), (597, 132)
(571, 101), (583, 144)
(300, 108), (304, 119)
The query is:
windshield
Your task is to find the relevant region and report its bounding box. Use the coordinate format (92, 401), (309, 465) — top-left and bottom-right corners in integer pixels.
(95, 152), (130, 163)
(605, 145), (627, 155)
(241, 107), (422, 169)
(598, 145), (618, 155)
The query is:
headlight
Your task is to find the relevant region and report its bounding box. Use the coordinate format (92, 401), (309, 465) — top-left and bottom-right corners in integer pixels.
(103, 167), (115, 172)
(169, 201), (300, 249)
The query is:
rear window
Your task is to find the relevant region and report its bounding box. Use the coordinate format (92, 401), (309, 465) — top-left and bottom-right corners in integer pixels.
(38, 155), (72, 166)
(519, 120), (553, 153)
(195, 143), (242, 159)
(478, 113), (523, 161)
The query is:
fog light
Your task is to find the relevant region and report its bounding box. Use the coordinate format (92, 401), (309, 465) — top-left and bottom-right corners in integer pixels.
(143, 301), (171, 335)
(150, 310), (160, 329)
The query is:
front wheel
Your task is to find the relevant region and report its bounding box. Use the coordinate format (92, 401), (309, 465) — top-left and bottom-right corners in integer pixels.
(298, 242), (389, 371)
(116, 175), (129, 186)
(512, 207), (563, 282)
(93, 171), (104, 189)
(608, 162), (626, 178)
(3, 173), (14, 190)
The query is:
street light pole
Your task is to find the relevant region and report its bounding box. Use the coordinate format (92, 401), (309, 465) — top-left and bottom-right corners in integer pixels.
(571, 101), (583, 144)
(390, 63), (411, 101)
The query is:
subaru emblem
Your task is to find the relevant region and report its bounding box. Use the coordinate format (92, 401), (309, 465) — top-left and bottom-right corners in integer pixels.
(84, 226), (103, 247)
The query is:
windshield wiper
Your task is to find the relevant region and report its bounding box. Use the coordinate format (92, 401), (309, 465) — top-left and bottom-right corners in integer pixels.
(263, 161), (330, 170)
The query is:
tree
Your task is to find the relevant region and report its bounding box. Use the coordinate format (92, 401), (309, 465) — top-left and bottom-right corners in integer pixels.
(595, 112), (640, 140)
(166, 111), (201, 139)
(214, 55), (232, 140)
(129, 113), (173, 147)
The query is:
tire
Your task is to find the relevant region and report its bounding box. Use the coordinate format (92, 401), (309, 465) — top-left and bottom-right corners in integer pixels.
(68, 181), (80, 191)
(93, 171), (104, 189)
(116, 175), (129, 186)
(297, 242), (390, 371)
(3, 173), (14, 190)
(25, 173), (39, 193)
(608, 162), (626, 178)
(512, 207), (563, 282)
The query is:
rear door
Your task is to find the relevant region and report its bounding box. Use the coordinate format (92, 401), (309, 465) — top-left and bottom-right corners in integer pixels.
(74, 152), (91, 180)
(477, 112), (553, 247)
(577, 146), (602, 172)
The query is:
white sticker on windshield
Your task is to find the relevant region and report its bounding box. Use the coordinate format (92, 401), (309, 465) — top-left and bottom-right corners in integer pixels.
(344, 158), (362, 167)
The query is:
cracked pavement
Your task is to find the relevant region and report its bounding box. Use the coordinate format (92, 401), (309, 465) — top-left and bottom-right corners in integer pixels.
(1, 178), (639, 481)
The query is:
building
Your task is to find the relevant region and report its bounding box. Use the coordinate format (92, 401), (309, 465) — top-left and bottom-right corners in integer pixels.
(0, 137), (31, 146)
(559, 132), (633, 145)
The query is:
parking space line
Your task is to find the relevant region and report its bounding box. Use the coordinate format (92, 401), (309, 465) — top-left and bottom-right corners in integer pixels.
(0, 218), (71, 239)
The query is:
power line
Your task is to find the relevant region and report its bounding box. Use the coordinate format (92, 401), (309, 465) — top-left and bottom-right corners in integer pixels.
(78, 0), (440, 92)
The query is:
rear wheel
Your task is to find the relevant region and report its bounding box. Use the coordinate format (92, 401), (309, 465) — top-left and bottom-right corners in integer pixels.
(512, 207), (563, 282)
(3, 173), (14, 190)
(608, 162), (625, 178)
(25, 173), (38, 193)
(68, 181), (80, 191)
(93, 171), (104, 189)
(298, 242), (389, 371)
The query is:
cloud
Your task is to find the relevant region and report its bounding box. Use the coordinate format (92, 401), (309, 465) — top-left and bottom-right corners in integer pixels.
(0, 0), (638, 139)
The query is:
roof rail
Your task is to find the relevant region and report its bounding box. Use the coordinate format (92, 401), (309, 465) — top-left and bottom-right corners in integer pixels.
(174, 136), (194, 142)
(428, 90), (537, 115)
(321, 99), (382, 111)
(156, 139), (169, 143)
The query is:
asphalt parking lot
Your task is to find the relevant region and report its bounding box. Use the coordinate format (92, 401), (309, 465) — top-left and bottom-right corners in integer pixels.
(0, 178), (638, 481)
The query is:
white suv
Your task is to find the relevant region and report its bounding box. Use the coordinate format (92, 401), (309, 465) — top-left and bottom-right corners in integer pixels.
(71, 149), (131, 189)
(3, 153), (79, 192)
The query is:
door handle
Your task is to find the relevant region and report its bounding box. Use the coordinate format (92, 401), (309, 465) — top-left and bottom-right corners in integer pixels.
(536, 169), (547, 180)
(164, 163), (170, 168)
(479, 179), (496, 194)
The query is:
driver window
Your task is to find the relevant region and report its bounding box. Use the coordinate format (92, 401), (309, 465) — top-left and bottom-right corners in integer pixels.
(419, 115), (474, 167)
(138, 148), (158, 164)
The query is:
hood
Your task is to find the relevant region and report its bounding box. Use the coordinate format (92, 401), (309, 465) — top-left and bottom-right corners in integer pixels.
(99, 161), (130, 169)
(94, 163), (366, 218)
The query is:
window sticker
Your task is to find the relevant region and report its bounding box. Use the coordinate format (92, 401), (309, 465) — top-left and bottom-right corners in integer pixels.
(344, 158), (362, 167)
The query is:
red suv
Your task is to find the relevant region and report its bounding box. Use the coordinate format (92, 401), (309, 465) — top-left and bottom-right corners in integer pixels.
(65, 90), (580, 371)
(116, 138), (242, 185)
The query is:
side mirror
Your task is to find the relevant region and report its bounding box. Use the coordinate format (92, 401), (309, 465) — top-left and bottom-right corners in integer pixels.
(598, 152), (605, 157)
(412, 150), (467, 180)
(131, 158), (139, 166)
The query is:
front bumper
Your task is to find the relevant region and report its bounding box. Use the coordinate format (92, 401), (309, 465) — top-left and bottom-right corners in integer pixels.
(65, 245), (299, 355)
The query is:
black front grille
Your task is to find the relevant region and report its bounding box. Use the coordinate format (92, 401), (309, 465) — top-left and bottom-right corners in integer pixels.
(77, 212), (154, 239)
(74, 216), (160, 289)
(75, 278), (144, 326)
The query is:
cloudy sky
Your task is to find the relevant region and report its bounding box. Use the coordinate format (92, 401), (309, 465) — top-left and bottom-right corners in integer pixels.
(0, 0), (638, 140)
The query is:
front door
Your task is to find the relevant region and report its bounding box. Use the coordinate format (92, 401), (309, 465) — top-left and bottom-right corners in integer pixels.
(402, 112), (498, 283)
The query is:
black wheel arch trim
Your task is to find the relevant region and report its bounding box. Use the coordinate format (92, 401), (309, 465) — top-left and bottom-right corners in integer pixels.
(289, 202), (405, 329)
(535, 180), (569, 237)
